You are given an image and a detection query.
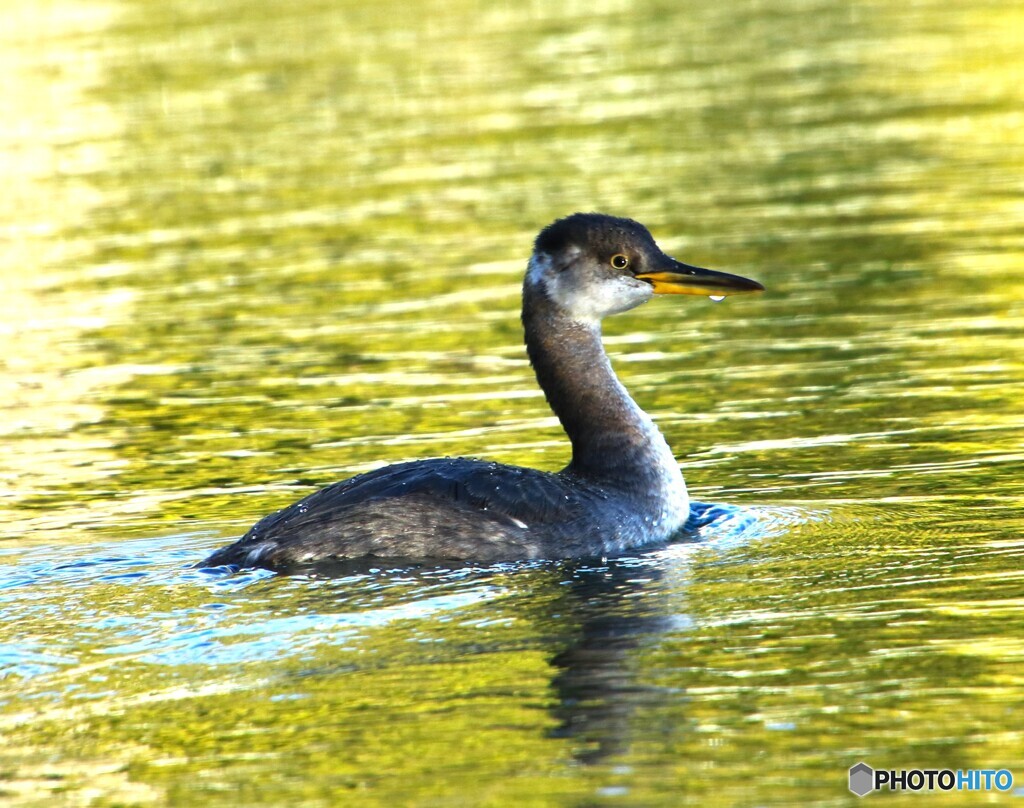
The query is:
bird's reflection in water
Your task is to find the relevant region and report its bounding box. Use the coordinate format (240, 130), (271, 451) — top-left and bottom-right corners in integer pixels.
(545, 502), (761, 763)
(546, 559), (678, 764)
(280, 503), (780, 766)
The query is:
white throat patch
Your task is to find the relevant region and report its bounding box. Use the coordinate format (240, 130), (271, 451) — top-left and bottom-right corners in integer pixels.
(525, 248), (652, 324)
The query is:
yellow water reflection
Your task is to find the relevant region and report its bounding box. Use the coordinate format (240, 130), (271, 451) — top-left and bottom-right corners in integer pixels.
(0, 1), (131, 540)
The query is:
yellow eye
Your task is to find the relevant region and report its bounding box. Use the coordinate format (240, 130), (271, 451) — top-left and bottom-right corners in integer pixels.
(610, 254), (629, 269)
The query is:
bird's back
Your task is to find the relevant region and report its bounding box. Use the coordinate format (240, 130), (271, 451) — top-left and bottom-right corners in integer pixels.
(200, 457), (644, 569)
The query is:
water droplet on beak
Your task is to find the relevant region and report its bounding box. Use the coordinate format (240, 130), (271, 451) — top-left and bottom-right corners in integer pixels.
(709, 295), (725, 302)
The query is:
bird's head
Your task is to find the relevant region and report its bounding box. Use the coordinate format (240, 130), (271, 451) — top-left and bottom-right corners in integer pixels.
(525, 213), (764, 322)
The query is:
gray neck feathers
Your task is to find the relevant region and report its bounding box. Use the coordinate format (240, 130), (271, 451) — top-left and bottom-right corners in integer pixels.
(522, 280), (677, 486)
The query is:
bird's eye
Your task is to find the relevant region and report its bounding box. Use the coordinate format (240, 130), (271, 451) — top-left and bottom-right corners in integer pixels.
(610, 254), (629, 269)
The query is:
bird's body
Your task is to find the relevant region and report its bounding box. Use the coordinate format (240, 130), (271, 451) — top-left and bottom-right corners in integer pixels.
(201, 214), (763, 570)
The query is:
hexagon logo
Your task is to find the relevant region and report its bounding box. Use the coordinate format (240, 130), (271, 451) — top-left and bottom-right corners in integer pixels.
(849, 762), (874, 797)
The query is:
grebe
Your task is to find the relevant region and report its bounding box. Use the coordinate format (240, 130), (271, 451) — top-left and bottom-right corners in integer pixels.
(201, 213), (763, 569)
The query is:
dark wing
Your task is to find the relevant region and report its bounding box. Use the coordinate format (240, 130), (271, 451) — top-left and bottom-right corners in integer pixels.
(244, 457), (593, 542)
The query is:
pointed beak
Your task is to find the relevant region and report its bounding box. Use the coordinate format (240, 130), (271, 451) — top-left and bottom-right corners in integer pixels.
(635, 258), (765, 297)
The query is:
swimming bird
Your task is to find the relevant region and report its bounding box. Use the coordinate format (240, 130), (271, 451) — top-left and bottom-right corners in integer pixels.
(201, 213), (764, 569)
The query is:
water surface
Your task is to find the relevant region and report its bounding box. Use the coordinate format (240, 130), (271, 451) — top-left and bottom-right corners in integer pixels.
(2, 0), (1022, 804)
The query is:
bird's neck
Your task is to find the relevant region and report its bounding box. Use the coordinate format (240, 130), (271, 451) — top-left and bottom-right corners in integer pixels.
(522, 282), (685, 494)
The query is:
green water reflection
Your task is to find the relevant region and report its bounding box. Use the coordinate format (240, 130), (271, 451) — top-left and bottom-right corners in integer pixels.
(1, 0), (1022, 804)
